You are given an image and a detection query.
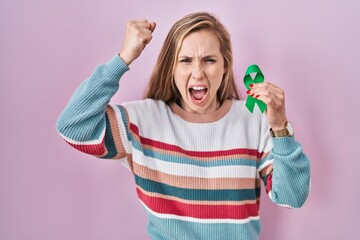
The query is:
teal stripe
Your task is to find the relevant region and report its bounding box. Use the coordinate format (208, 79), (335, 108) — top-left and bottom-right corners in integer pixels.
(131, 132), (256, 167)
(261, 173), (270, 186)
(118, 105), (131, 141)
(143, 148), (256, 167)
(120, 119), (256, 167)
(118, 105), (257, 167)
(145, 210), (260, 240)
(258, 154), (272, 167)
(136, 175), (260, 201)
(101, 113), (117, 159)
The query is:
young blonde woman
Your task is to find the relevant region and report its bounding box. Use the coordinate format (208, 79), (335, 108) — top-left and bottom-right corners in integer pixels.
(56, 12), (310, 240)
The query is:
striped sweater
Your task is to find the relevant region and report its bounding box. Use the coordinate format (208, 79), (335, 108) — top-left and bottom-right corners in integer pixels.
(56, 54), (310, 240)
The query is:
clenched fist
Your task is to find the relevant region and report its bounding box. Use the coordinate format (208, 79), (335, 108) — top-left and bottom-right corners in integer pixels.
(119, 19), (156, 65)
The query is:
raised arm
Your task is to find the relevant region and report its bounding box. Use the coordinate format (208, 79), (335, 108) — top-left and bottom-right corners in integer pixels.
(56, 19), (156, 159)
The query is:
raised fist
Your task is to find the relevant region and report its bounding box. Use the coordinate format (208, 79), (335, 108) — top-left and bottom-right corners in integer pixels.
(119, 19), (156, 65)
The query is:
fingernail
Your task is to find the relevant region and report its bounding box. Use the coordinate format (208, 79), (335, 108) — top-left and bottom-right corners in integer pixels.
(249, 84), (253, 88)
(255, 95), (260, 98)
(251, 93), (254, 97)
(246, 90), (251, 94)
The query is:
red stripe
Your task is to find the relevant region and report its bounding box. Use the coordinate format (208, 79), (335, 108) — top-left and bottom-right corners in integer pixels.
(66, 138), (106, 156)
(130, 123), (264, 158)
(137, 188), (259, 220)
(266, 172), (273, 194)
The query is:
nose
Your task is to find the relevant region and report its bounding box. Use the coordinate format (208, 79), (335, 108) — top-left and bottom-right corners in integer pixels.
(191, 61), (205, 80)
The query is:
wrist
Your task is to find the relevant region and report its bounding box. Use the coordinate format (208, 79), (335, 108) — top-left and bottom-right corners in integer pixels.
(270, 120), (287, 131)
(118, 52), (132, 66)
(270, 121), (294, 138)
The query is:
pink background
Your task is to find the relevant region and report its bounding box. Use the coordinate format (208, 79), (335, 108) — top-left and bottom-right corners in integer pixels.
(1, 0), (359, 239)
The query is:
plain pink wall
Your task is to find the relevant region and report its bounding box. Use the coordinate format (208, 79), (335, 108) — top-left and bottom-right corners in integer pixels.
(1, 0), (359, 239)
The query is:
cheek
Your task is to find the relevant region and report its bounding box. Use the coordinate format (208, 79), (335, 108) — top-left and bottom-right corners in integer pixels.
(209, 69), (225, 88)
(174, 69), (190, 89)
(173, 77), (187, 95)
(175, 67), (191, 78)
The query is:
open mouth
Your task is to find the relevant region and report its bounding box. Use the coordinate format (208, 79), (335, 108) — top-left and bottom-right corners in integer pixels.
(189, 86), (208, 102)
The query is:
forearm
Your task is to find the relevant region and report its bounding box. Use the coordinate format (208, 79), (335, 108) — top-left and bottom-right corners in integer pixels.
(56, 54), (129, 156)
(270, 136), (311, 208)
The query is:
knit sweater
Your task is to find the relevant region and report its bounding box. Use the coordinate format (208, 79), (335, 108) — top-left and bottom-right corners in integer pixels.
(56, 54), (310, 240)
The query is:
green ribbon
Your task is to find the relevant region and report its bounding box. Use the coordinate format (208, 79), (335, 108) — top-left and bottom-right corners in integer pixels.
(243, 64), (267, 113)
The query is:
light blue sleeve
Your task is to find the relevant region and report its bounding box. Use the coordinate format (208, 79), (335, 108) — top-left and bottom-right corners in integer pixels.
(55, 54), (131, 159)
(270, 135), (311, 208)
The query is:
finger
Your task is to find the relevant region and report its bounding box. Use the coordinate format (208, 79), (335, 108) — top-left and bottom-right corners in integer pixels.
(127, 19), (147, 29)
(143, 34), (153, 45)
(133, 19), (156, 32)
(250, 82), (283, 95)
(259, 92), (284, 107)
(248, 83), (284, 104)
(249, 85), (283, 100)
(249, 88), (285, 107)
(130, 21), (153, 44)
(258, 94), (286, 113)
(129, 20), (151, 33)
(149, 22), (156, 32)
(133, 19), (149, 24)
(255, 94), (277, 109)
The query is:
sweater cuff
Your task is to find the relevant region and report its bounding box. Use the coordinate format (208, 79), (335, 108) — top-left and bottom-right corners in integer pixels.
(271, 135), (299, 156)
(106, 54), (130, 80)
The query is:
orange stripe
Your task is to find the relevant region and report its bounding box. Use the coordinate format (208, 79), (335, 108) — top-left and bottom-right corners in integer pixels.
(106, 105), (127, 159)
(133, 162), (261, 190)
(142, 144), (258, 161)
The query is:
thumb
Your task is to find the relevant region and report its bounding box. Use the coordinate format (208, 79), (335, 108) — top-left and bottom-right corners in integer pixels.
(149, 22), (157, 32)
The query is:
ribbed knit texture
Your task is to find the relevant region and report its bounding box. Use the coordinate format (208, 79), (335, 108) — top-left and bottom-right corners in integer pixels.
(56, 54), (311, 240)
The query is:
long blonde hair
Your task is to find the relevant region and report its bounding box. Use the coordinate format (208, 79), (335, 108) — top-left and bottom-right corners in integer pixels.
(144, 12), (240, 104)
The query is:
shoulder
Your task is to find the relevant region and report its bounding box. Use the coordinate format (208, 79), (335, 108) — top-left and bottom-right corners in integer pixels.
(122, 98), (167, 111)
(230, 99), (270, 134)
(230, 100), (266, 122)
(121, 99), (169, 121)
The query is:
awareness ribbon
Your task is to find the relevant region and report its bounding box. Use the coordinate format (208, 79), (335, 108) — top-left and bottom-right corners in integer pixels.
(243, 65), (267, 113)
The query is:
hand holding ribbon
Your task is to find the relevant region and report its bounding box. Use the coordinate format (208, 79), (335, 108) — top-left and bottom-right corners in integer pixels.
(244, 65), (288, 130)
(243, 65), (267, 113)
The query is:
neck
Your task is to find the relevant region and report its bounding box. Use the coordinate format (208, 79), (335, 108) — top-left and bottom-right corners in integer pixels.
(179, 99), (221, 114)
(170, 99), (232, 123)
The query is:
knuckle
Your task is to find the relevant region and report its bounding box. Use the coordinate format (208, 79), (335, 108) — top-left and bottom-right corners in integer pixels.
(264, 99), (271, 104)
(127, 21), (135, 27)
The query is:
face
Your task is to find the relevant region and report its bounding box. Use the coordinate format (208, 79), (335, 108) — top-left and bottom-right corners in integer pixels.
(173, 29), (226, 114)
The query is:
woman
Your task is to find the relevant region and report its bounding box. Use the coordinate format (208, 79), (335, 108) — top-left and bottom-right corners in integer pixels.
(56, 12), (310, 240)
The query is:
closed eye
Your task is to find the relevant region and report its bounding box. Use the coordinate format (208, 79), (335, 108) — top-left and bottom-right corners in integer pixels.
(179, 58), (192, 63)
(204, 58), (216, 63)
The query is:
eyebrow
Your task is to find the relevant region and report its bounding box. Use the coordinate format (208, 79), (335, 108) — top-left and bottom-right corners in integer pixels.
(178, 55), (218, 59)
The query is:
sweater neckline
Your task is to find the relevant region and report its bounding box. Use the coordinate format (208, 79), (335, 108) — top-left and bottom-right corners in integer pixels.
(168, 100), (233, 123)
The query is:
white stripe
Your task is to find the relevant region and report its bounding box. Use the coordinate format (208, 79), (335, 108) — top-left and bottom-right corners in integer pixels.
(267, 191), (294, 209)
(132, 149), (257, 178)
(258, 159), (274, 172)
(139, 200), (260, 224)
(57, 128), (105, 145)
(124, 100), (263, 151)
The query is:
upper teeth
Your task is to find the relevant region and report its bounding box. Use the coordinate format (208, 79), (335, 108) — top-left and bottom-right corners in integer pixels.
(192, 86), (205, 90)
